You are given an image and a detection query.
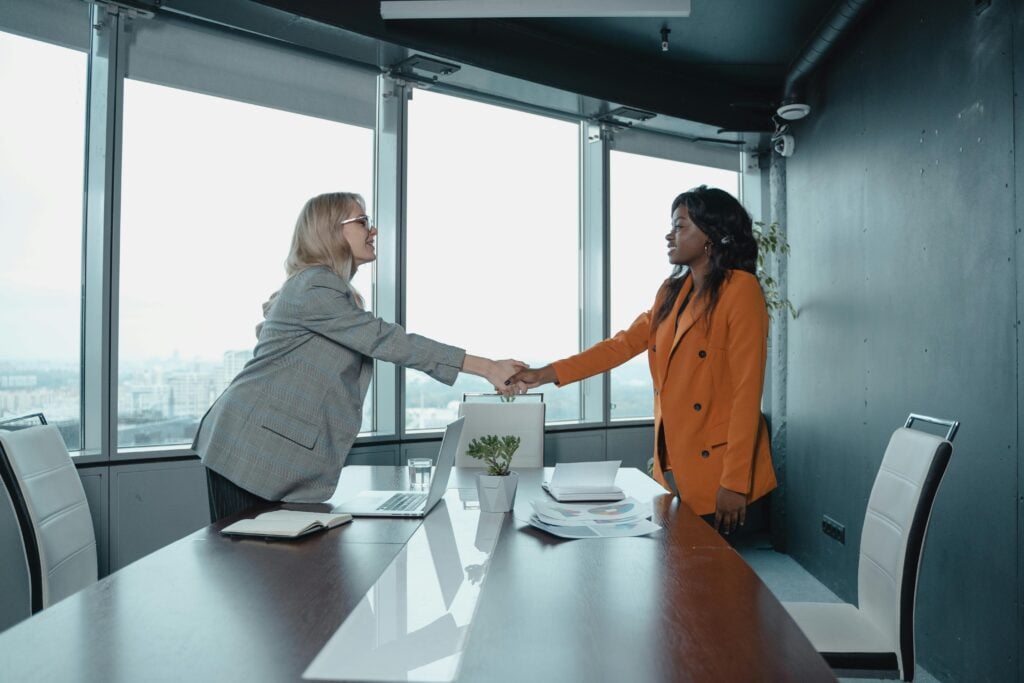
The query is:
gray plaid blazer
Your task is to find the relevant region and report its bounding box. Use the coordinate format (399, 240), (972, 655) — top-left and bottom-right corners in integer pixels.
(194, 266), (465, 502)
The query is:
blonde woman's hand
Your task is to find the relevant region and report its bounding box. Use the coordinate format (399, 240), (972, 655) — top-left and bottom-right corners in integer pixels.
(508, 364), (557, 390)
(461, 355), (527, 396)
(490, 358), (528, 395)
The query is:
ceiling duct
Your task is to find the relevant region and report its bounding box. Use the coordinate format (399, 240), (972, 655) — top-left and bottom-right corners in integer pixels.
(779, 0), (877, 120)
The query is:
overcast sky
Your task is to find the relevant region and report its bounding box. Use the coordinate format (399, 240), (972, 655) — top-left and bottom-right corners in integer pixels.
(1, 32), (738, 370)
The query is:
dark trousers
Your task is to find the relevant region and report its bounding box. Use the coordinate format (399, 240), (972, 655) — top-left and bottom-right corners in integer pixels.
(664, 469), (769, 545)
(701, 496), (770, 546)
(205, 467), (271, 524)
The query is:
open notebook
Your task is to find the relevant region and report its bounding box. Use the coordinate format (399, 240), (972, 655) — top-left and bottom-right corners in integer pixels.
(221, 509), (352, 539)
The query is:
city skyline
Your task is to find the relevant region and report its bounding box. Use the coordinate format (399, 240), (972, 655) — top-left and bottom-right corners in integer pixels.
(1, 349), (657, 450)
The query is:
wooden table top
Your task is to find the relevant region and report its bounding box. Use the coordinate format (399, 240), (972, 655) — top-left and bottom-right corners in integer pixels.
(0, 466), (834, 682)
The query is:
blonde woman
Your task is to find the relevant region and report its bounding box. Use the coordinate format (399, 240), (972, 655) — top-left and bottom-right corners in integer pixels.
(194, 192), (523, 522)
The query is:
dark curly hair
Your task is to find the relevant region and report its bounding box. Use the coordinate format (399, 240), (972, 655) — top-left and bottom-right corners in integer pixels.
(651, 185), (758, 330)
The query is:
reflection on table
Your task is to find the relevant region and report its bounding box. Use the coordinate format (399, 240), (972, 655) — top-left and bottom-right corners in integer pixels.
(305, 494), (504, 682)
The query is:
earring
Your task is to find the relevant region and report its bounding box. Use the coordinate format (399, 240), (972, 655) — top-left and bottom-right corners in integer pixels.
(704, 242), (711, 255)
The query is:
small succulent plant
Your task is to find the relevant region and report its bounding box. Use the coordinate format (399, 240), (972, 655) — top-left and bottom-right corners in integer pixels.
(465, 434), (521, 476)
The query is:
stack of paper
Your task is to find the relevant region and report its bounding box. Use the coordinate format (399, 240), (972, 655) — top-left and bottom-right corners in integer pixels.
(541, 460), (625, 502)
(527, 497), (661, 539)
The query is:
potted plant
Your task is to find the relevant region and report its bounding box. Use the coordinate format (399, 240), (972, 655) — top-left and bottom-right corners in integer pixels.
(466, 434), (521, 512)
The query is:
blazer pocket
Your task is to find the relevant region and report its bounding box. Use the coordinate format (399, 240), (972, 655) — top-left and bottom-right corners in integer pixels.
(706, 421), (729, 449)
(260, 405), (319, 450)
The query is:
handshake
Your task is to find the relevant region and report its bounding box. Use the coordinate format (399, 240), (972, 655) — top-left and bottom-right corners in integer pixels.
(484, 359), (558, 398)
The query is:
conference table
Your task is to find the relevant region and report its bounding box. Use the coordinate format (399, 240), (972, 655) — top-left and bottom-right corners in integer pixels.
(0, 466), (835, 682)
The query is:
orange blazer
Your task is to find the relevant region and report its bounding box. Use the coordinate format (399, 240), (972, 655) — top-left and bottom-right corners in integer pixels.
(552, 270), (777, 516)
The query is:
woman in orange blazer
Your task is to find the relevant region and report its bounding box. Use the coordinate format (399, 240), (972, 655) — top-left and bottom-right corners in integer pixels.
(510, 186), (776, 534)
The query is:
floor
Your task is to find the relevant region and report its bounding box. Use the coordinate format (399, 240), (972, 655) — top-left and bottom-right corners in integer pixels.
(735, 535), (941, 683)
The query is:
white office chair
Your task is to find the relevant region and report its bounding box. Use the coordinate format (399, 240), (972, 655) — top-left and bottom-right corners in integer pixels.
(783, 414), (957, 681)
(455, 401), (545, 468)
(0, 423), (98, 613)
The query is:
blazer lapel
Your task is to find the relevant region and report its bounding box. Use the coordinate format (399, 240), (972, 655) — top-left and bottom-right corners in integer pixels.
(654, 277), (696, 385)
(671, 285), (702, 355)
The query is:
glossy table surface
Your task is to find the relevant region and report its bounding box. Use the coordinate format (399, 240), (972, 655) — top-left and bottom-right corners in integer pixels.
(0, 466), (835, 682)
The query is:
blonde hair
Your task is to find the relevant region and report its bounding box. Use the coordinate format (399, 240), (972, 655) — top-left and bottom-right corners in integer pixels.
(284, 191), (366, 308)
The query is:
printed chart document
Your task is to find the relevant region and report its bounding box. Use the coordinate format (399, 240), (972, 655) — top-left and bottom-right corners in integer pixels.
(527, 497), (661, 539)
(541, 460), (625, 502)
(221, 509), (352, 539)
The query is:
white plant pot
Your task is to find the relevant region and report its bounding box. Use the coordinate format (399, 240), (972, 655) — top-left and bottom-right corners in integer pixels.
(476, 471), (519, 513)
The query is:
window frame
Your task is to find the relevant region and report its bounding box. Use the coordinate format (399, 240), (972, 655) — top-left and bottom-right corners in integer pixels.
(5, 1), (745, 460)
(398, 84), (591, 435)
(604, 128), (745, 425)
(0, 0), (95, 459)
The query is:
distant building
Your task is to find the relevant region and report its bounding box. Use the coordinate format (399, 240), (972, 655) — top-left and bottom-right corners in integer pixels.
(0, 375), (37, 389)
(221, 349), (252, 389)
(167, 372), (220, 418)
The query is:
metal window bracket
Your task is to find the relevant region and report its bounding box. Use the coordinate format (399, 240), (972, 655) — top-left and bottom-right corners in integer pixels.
(81, 0), (156, 21)
(587, 122), (613, 144)
(387, 54), (462, 87)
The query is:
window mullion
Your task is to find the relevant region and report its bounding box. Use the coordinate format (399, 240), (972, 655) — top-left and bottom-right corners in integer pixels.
(580, 122), (609, 424)
(373, 74), (407, 439)
(81, 4), (124, 459)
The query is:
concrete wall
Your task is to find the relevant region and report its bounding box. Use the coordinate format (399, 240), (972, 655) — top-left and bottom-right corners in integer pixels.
(780, 0), (1021, 679)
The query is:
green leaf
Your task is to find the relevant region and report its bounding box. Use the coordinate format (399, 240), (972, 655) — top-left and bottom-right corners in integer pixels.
(751, 220), (796, 321)
(465, 433), (520, 475)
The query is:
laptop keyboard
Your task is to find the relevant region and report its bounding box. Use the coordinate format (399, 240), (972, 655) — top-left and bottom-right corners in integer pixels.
(378, 492), (428, 512)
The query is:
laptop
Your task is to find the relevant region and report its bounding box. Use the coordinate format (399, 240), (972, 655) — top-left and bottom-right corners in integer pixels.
(332, 417), (464, 517)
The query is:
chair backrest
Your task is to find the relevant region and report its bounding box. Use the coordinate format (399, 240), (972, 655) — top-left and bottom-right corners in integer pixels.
(454, 402), (545, 468)
(0, 475), (33, 620)
(0, 425), (97, 612)
(462, 392), (544, 404)
(0, 412), (48, 430)
(857, 419), (954, 680)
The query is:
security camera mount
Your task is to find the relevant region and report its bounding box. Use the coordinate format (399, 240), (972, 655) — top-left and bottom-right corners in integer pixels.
(770, 116), (795, 157)
(773, 134), (795, 158)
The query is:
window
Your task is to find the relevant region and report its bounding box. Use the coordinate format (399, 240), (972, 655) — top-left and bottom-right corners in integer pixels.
(112, 15), (378, 449)
(0, 29), (87, 448)
(117, 93), (374, 448)
(608, 151), (740, 420)
(405, 90), (580, 430)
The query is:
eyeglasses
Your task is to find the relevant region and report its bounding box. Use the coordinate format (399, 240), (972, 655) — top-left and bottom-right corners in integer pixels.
(339, 214), (374, 230)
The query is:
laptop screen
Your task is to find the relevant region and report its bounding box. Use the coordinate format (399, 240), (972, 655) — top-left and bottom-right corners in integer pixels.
(423, 417), (464, 509)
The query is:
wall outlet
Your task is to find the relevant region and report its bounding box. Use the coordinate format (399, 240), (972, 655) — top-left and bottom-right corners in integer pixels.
(822, 515), (845, 544)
